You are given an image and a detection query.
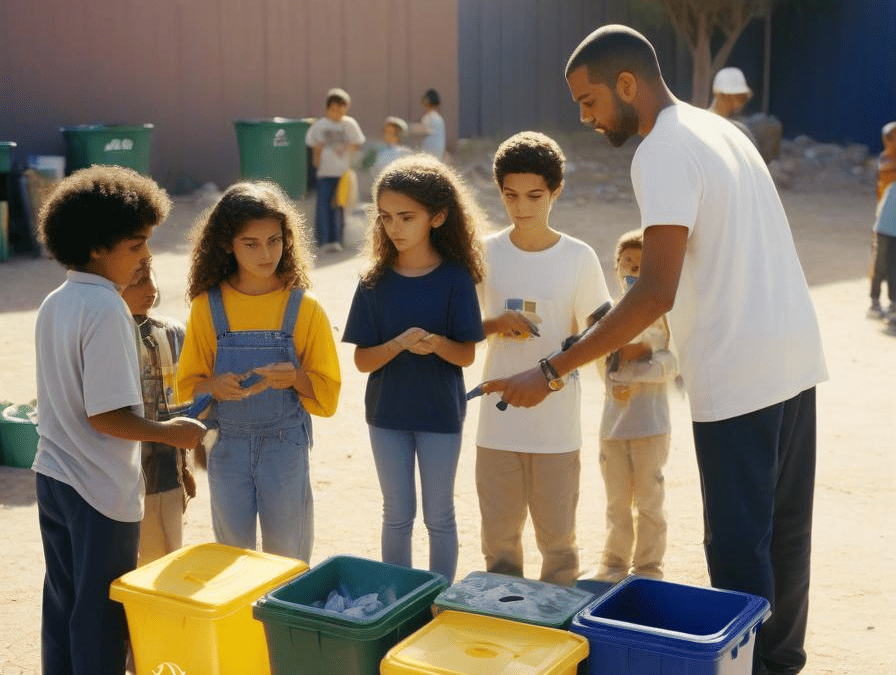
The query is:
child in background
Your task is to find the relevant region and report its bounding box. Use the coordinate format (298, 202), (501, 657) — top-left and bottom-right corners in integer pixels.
(177, 181), (340, 561)
(121, 262), (195, 566)
(305, 87), (366, 252)
(868, 121), (896, 319)
(342, 155), (485, 582)
(370, 116), (413, 177)
(593, 229), (677, 583)
(33, 166), (205, 675)
(411, 89), (446, 159)
(476, 131), (609, 586)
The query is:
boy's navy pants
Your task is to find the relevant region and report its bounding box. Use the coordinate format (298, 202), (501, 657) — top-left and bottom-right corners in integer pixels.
(37, 474), (139, 675)
(693, 387), (816, 675)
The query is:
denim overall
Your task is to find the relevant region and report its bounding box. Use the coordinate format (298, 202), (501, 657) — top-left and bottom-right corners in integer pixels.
(206, 286), (313, 561)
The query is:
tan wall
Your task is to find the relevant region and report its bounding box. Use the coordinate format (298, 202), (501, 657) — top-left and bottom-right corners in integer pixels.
(0, 0), (459, 192)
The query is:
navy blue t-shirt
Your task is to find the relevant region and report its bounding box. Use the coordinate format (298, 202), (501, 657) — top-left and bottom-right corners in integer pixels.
(343, 261), (484, 433)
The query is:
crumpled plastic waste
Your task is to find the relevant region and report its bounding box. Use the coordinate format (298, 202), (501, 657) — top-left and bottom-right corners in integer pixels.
(310, 585), (391, 618)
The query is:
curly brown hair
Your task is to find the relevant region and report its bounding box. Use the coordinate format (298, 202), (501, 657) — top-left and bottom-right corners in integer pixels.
(361, 154), (486, 286)
(38, 165), (171, 269)
(186, 181), (313, 299)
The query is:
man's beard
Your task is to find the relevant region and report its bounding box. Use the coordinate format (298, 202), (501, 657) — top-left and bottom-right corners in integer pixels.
(604, 98), (639, 147)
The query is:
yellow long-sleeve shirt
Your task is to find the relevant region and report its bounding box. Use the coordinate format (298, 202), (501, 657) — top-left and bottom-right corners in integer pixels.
(177, 283), (340, 417)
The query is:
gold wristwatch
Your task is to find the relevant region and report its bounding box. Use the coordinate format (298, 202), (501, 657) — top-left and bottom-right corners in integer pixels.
(538, 357), (565, 391)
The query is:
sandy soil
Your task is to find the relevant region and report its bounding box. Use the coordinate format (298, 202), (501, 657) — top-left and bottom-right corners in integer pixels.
(0, 138), (894, 674)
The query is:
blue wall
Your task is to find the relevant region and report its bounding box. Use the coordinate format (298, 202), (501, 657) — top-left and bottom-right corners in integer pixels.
(458, 0), (896, 151)
(769, 0), (895, 152)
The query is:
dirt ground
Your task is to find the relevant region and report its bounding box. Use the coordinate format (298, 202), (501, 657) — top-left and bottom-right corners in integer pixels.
(0, 137), (894, 674)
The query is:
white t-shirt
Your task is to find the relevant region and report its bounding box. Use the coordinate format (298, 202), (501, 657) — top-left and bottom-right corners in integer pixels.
(631, 103), (827, 422)
(476, 229), (609, 453)
(32, 272), (145, 522)
(419, 110), (446, 159)
(305, 115), (366, 178)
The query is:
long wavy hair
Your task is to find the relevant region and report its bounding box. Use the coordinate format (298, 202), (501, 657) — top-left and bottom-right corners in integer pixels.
(361, 154), (486, 286)
(186, 181), (313, 299)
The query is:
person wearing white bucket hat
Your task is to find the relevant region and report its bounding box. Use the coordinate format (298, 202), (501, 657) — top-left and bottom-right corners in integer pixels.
(709, 67), (757, 145)
(710, 67), (752, 116)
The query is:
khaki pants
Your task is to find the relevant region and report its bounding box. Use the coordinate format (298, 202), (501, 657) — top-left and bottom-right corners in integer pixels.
(137, 488), (184, 566)
(476, 447), (580, 586)
(596, 433), (669, 581)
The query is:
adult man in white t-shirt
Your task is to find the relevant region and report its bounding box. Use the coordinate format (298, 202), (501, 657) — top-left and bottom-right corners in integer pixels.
(485, 25), (826, 675)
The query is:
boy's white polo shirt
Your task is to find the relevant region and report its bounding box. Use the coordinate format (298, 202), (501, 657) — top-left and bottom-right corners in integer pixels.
(33, 271), (145, 522)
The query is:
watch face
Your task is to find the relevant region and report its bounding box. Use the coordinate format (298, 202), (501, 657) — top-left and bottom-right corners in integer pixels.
(548, 378), (564, 391)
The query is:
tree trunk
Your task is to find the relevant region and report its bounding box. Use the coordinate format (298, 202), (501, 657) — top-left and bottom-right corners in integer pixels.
(690, 13), (712, 107)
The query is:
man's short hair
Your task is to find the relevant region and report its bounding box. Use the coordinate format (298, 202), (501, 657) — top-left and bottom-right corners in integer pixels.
(326, 87), (351, 108)
(565, 24), (662, 87)
(883, 121), (896, 141)
(423, 89), (441, 107)
(38, 165), (170, 269)
(493, 131), (565, 192)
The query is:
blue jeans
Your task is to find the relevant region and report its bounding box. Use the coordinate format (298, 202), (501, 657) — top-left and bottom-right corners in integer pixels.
(368, 426), (462, 582)
(314, 176), (343, 246)
(37, 474), (139, 675)
(208, 423), (314, 561)
(693, 387), (816, 675)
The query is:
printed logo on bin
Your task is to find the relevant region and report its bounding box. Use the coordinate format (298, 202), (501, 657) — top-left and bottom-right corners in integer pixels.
(152, 663), (186, 675)
(104, 139), (134, 152)
(273, 129), (289, 147)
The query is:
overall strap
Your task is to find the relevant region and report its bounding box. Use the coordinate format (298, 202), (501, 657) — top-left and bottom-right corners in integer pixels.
(280, 288), (305, 335)
(207, 286), (230, 337)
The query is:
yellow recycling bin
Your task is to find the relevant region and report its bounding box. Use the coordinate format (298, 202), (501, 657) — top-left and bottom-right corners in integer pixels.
(380, 609), (589, 675)
(110, 543), (307, 675)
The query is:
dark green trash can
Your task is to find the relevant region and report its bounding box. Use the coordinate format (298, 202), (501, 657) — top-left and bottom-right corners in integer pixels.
(0, 141), (15, 173)
(61, 124), (154, 175)
(0, 142), (16, 261)
(234, 118), (311, 200)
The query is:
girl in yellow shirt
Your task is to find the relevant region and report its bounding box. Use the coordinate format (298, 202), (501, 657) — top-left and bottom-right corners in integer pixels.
(177, 181), (340, 561)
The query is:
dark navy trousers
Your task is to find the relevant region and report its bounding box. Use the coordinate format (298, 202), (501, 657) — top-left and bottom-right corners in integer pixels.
(37, 474), (139, 675)
(693, 387), (816, 675)
(313, 176), (344, 246)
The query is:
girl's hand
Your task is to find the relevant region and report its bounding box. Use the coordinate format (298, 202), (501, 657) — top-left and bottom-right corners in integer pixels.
(254, 362), (298, 390)
(207, 373), (248, 401)
(392, 327), (428, 351)
(407, 333), (441, 355)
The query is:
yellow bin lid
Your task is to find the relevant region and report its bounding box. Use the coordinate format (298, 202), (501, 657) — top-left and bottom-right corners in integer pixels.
(110, 543), (308, 618)
(381, 610), (589, 675)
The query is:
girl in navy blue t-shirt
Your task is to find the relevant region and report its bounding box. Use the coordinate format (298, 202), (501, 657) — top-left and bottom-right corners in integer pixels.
(343, 155), (486, 582)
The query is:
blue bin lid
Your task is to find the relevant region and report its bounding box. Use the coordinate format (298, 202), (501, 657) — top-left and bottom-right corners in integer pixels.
(570, 576), (771, 658)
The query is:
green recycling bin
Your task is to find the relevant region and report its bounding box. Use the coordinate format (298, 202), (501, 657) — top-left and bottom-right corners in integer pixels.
(0, 142), (16, 261)
(0, 141), (15, 173)
(61, 124), (153, 175)
(234, 118), (311, 200)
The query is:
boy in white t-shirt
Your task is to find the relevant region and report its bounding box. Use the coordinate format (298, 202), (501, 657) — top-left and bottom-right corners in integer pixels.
(475, 131), (609, 586)
(33, 166), (206, 675)
(305, 87), (366, 251)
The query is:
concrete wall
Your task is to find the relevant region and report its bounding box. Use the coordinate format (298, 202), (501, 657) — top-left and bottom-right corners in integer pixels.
(0, 0), (459, 192)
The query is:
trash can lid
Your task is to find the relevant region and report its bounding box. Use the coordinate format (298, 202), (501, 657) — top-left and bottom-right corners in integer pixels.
(0, 141), (17, 147)
(434, 571), (593, 628)
(381, 610), (589, 675)
(110, 543), (308, 616)
(61, 123), (153, 132)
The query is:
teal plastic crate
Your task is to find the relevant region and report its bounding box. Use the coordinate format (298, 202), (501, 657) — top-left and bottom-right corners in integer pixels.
(570, 576), (770, 675)
(1, 404), (38, 469)
(252, 555), (447, 675)
(434, 571), (594, 629)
